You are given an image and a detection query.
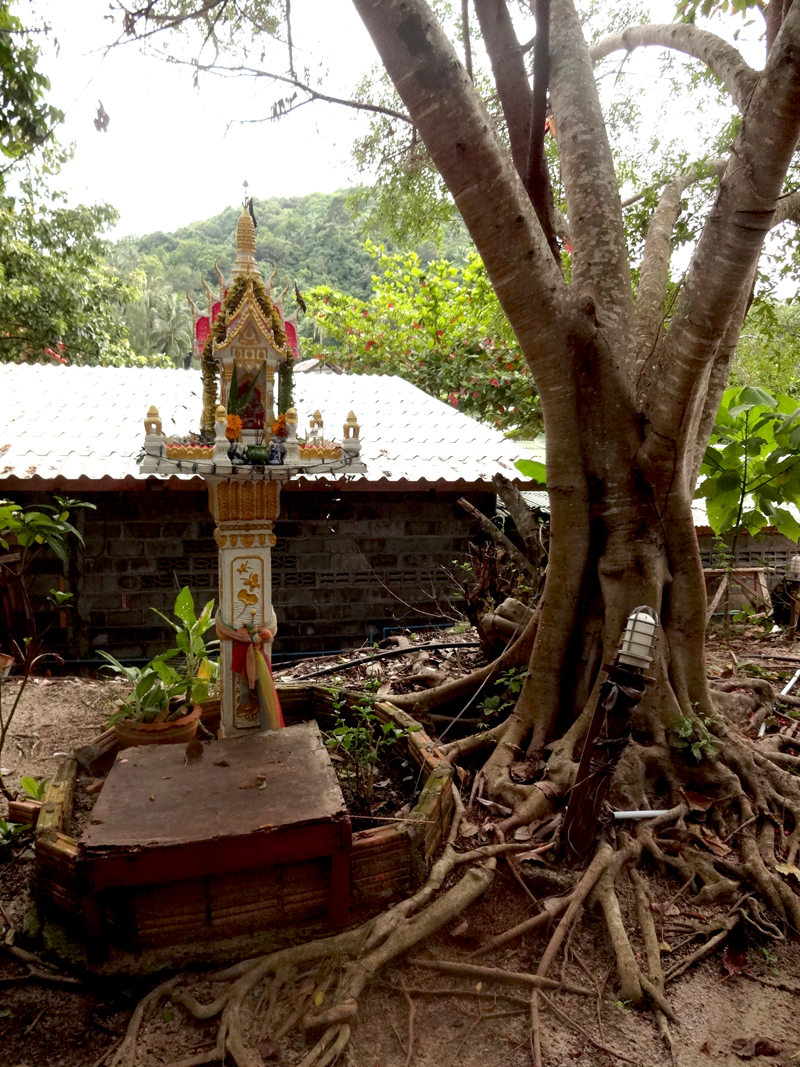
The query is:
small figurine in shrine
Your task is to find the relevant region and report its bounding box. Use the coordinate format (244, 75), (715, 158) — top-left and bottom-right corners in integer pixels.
(213, 404), (232, 469)
(309, 410), (323, 445)
(283, 407), (301, 464)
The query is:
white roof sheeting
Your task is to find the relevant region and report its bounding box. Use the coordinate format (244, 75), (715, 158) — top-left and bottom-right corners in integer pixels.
(0, 365), (529, 488)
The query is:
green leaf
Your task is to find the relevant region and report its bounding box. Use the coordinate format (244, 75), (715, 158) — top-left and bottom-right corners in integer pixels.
(20, 775), (43, 799)
(729, 385), (777, 413)
(514, 457), (546, 484)
(173, 586), (197, 627)
(772, 508), (800, 541)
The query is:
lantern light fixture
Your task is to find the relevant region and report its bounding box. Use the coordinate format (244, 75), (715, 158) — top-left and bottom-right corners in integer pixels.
(787, 555), (800, 583)
(618, 605), (659, 669)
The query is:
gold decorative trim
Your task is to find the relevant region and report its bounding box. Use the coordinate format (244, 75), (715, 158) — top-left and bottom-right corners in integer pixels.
(208, 480), (280, 522)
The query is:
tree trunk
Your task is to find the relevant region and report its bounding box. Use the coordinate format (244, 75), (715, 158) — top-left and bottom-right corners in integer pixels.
(350, 0), (800, 813)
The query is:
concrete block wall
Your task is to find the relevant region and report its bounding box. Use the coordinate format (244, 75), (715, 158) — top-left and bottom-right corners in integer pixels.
(40, 484), (495, 660)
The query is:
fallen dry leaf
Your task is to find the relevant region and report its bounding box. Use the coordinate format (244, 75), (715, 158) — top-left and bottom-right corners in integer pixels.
(259, 1036), (279, 1059)
(509, 759), (539, 783)
(732, 1037), (786, 1059)
(698, 826), (732, 857)
(681, 789), (715, 812)
(775, 862), (800, 883)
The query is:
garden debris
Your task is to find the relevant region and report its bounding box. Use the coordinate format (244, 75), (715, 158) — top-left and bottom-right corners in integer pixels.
(731, 1037), (786, 1058)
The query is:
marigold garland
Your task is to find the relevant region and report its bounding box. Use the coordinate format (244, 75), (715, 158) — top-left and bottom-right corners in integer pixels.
(226, 414), (243, 441)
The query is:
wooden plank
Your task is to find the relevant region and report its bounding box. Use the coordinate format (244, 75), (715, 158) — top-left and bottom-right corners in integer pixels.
(8, 799), (41, 825)
(706, 575), (728, 623)
(36, 833), (79, 912)
(36, 758), (76, 839)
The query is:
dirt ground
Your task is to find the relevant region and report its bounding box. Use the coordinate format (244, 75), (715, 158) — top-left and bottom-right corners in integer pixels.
(1, 630), (800, 1067)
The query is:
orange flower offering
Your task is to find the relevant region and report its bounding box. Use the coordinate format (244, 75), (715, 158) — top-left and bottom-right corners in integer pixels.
(272, 413), (287, 438)
(226, 414), (243, 441)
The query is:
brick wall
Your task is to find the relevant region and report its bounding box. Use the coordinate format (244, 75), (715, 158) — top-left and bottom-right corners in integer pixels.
(16, 484), (495, 660)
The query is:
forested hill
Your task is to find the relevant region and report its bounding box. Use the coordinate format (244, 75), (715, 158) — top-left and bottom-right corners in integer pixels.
(120, 191), (380, 304)
(112, 190), (470, 362)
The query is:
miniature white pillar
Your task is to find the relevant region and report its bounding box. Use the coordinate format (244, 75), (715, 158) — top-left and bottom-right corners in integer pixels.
(140, 406), (165, 472)
(342, 410), (361, 457)
(206, 477), (282, 735)
(213, 404), (232, 473)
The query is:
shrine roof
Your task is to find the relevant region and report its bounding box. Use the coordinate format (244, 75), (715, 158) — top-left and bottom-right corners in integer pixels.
(0, 364), (531, 490)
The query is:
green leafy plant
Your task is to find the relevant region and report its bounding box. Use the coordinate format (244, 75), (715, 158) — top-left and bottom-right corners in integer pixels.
(150, 587), (219, 705)
(19, 774), (45, 800)
(696, 386), (800, 543)
(98, 655), (186, 726)
(477, 693), (512, 719)
(671, 711), (721, 762)
(325, 691), (419, 803)
(226, 362), (263, 418)
(498, 667), (529, 694)
(98, 589), (219, 726)
(0, 496), (95, 567)
(0, 495), (87, 800)
(306, 243), (541, 437)
(0, 818), (24, 849)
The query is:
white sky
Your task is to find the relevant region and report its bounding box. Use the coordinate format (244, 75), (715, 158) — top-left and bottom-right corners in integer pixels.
(23, 1), (383, 237)
(17, 1), (768, 241)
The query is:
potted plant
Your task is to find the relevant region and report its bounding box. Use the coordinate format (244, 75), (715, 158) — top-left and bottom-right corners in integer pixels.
(98, 588), (219, 748)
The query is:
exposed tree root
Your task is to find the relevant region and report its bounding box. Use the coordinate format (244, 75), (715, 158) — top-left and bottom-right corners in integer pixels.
(387, 611), (537, 716)
(110, 670), (800, 1067)
(113, 788), (499, 1067)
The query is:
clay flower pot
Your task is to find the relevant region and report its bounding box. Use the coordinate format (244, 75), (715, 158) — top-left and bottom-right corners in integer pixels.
(114, 705), (201, 749)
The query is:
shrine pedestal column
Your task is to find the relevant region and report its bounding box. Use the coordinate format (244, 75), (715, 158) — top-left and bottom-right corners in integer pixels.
(206, 477), (283, 736)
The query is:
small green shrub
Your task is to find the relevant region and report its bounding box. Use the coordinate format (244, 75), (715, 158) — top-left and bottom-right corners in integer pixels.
(325, 691), (419, 802)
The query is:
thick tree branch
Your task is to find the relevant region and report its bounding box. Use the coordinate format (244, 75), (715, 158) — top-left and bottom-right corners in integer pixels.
(527, 0), (560, 261)
(473, 0), (532, 184)
(773, 187), (800, 226)
(634, 157), (727, 368)
(640, 6), (800, 490)
(549, 0), (634, 354)
(350, 0), (569, 378)
(590, 24), (758, 113)
(461, 0), (473, 78)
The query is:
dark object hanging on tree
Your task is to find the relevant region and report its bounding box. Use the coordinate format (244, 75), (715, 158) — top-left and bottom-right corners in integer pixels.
(294, 282), (307, 314)
(561, 668), (649, 866)
(94, 101), (110, 133)
(560, 607), (657, 866)
(247, 197), (258, 230)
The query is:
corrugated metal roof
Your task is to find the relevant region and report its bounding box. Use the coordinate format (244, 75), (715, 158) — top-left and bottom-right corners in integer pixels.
(0, 365), (529, 488)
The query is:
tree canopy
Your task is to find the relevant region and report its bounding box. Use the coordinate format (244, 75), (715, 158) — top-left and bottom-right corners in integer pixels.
(0, 6), (168, 367)
(0, 150), (165, 367)
(0, 2), (61, 189)
(306, 243), (540, 436)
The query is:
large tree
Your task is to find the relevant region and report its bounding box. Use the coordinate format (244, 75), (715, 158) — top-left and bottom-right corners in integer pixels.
(109, 1), (800, 1060)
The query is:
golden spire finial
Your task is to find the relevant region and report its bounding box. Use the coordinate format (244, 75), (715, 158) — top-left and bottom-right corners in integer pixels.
(231, 206), (261, 279)
(236, 210), (256, 256)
